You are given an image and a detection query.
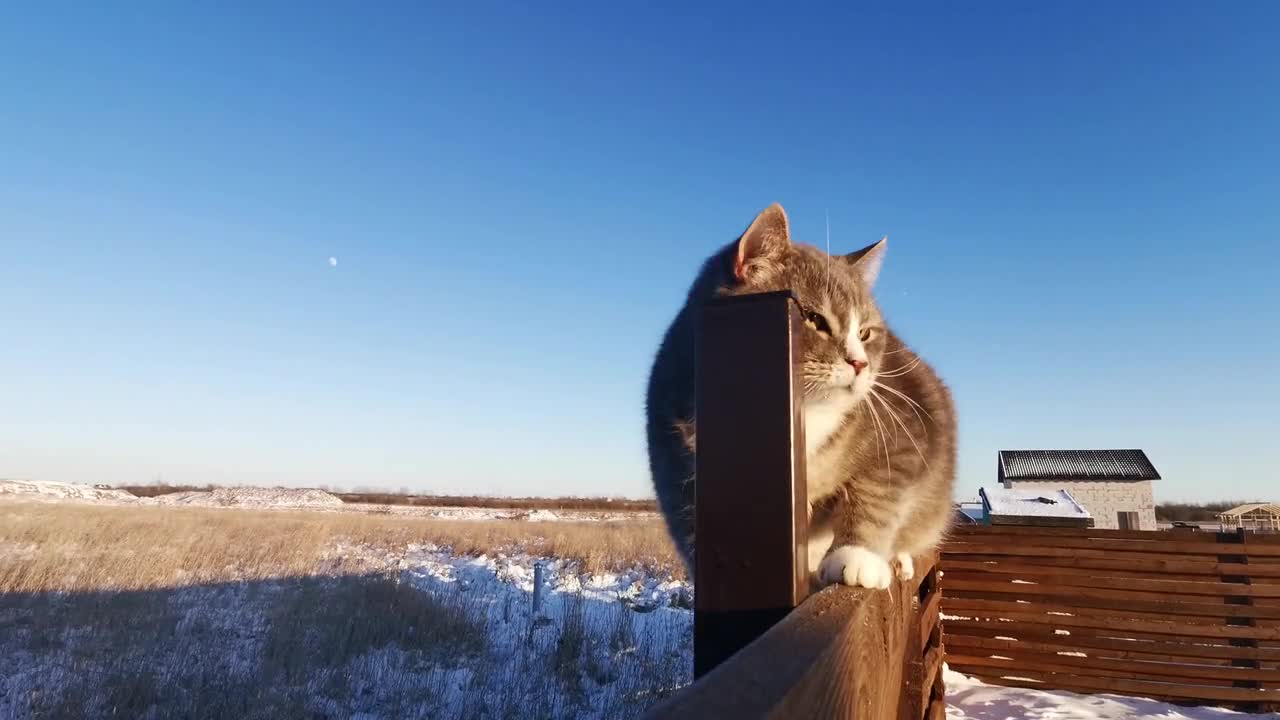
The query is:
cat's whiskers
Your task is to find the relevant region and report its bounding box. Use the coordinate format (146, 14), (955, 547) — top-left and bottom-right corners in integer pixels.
(873, 380), (934, 431)
(870, 387), (930, 469)
(861, 394), (892, 481)
(878, 357), (922, 378)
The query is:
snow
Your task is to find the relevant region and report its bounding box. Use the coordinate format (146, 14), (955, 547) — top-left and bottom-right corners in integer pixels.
(0, 479), (655, 522)
(979, 486), (1092, 520)
(152, 486), (344, 508)
(944, 666), (1277, 719)
(0, 478), (141, 503)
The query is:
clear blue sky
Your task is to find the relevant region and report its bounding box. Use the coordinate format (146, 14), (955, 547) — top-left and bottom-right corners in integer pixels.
(3, 3), (1277, 501)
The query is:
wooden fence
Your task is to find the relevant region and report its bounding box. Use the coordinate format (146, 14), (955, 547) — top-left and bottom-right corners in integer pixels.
(941, 525), (1280, 712)
(643, 290), (946, 719)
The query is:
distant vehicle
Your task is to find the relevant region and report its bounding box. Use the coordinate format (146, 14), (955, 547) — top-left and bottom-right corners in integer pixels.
(1169, 521), (1200, 531)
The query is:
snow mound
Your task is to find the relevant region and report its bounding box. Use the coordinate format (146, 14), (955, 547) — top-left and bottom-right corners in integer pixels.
(154, 487), (344, 509)
(523, 509), (560, 522)
(0, 479), (139, 504)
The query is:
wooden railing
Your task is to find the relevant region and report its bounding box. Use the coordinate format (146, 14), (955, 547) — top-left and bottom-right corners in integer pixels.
(645, 291), (946, 719)
(941, 525), (1280, 712)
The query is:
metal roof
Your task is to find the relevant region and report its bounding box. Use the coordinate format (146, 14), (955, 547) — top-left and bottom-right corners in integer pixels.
(999, 449), (1161, 482)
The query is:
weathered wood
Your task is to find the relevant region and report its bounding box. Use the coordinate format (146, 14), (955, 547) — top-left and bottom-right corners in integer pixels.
(944, 554), (1280, 578)
(948, 536), (1280, 557)
(945, 605), (1280, 640)
(944, 624), (1280, 662)
(944, 633), (1241, 667)
(942, 557), (1252, 582)
(943, 592), (1280, 621)
(693, 291), (809, 678)
(943, 638), (1280, 682)
(943, 574), (1280, 598)
(646, 578), (921, 719)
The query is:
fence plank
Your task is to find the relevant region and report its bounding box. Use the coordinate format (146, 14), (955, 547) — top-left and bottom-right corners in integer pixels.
(944, 554), (1280, 578)
(944, 574), (1280, 598)
(943, 593), (1280, 622)
(944, 637), (1280, 682)
(944, 619), (1280, 658)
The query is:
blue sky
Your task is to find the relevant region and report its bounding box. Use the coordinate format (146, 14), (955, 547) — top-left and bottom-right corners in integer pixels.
(2, 3), (1277, 501)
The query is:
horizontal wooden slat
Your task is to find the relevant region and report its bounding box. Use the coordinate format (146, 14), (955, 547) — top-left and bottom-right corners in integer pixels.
(946, 661), (1280, 704)
(944, 574), (1280, 598)
(945, 594), (1280, 623)
(944, 637), (1280, 682)
(944, 633), (1236, 667)
(944, 623), (1280, 662)
(942, 554), (1280, 578)
(943, 609), (1280, 641)
(941, 557), (1260, 582)
(949, 536), (1265, 556)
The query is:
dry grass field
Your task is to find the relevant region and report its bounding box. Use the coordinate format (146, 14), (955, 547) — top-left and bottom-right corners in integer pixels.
(0, 502), (690, 719)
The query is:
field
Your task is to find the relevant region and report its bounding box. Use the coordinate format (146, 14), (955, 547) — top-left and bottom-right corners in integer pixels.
(2, 487), (1272, 720)
(0, 501), (690, 719)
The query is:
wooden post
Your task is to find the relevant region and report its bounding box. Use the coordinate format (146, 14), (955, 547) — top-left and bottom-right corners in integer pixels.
(533, 561), (545, 615)
(693, 290), (808, 678)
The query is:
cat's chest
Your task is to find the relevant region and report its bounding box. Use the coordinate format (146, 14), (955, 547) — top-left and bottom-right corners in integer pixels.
(803, 398), (855, 503)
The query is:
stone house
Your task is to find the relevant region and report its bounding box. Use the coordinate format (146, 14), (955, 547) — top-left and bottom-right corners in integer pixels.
(997, 449), (1161, 531)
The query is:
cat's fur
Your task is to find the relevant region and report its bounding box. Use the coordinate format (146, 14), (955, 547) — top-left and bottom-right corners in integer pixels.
(645, 203), (956, 588)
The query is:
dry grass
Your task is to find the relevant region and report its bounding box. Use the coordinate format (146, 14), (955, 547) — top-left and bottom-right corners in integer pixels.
(0, 501), (683, 594)
(0, 501), (691, 719)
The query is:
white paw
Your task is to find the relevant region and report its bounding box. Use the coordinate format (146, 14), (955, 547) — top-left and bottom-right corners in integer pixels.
(819, 545), (893, 589)
(895, 552), (915, 581)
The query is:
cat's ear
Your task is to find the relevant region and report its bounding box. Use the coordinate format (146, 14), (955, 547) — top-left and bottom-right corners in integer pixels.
(843, 236), (887, 287)
(733, 203), (791, 282)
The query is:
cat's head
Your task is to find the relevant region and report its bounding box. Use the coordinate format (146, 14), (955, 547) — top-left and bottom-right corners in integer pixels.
(716, 203), (889, 408)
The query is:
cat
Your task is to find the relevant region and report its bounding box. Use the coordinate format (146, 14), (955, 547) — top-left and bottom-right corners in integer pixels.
(645, 203), (956, 589)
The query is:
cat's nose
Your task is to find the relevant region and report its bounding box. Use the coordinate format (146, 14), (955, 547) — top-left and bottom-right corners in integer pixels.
(847, 357), (868, 375)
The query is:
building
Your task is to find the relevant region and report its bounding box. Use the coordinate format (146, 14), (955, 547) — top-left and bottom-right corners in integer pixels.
(978, 486), (1094, 528)
(998, 449), (1160, 530)
(1218, 503), (1280, 533)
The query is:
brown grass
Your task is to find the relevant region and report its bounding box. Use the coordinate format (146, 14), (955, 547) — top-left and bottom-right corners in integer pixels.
(0, 501), (691, 718)
(0, 502), (683, 594)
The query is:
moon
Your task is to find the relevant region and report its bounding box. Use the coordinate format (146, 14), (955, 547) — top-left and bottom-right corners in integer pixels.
(328, 256), (338, 267)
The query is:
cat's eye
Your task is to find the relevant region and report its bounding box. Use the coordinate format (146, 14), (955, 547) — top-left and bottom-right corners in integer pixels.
(803, 309), (832, 335)
(859, 327), (876, 342)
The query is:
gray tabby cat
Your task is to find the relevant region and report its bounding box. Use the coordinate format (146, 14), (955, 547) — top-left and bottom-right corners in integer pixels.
(646, 203), (956, 588)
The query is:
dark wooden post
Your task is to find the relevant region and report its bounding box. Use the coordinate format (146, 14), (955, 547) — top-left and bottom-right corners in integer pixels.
(693, 290), (808, 678)
(1219, 527), (1263, 713)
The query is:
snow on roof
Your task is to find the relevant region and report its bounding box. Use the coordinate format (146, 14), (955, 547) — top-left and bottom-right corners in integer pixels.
(979, 486), (1092, 519)
(1219, 502), (1280, 518)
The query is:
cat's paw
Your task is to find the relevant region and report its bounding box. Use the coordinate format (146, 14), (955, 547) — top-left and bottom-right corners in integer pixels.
(894, 552), (915, 582)
(819, 545), (892, 589)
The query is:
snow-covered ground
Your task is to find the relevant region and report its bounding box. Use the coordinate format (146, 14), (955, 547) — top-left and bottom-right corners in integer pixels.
(944, 667), (1277, 719)
(2, 485), (1274, 718)
(0, 478), (655, 521)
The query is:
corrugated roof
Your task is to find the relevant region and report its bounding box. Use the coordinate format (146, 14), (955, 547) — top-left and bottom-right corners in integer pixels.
(979, 487), (1092, 519)
(999, 449), (1160, 482)
(1219, 503), (1280, 518)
